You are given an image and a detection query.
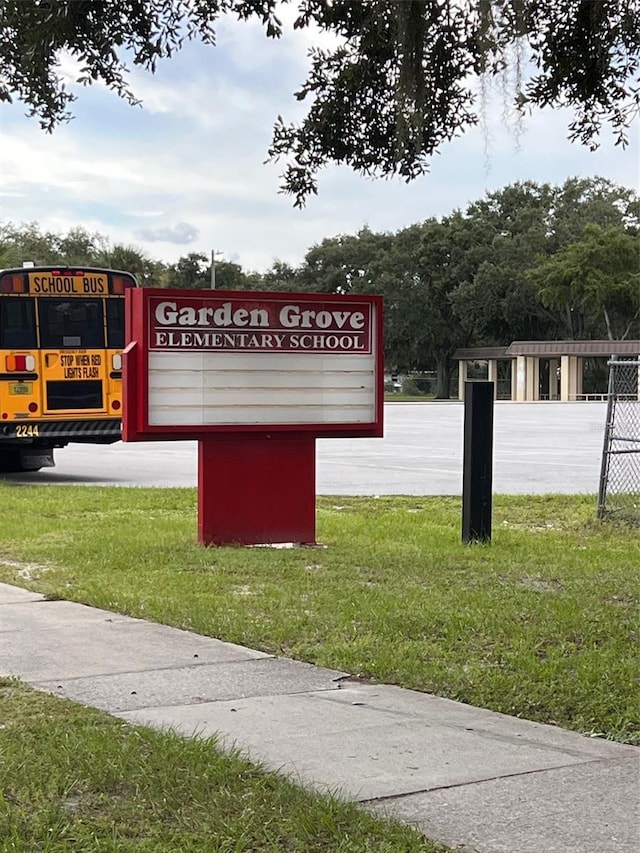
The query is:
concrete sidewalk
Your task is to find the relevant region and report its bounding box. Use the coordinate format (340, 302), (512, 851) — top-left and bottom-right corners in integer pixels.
(1, 581), (638, 853)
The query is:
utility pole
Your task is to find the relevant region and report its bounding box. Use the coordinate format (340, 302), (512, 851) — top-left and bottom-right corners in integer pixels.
(211, 249), (223, 289)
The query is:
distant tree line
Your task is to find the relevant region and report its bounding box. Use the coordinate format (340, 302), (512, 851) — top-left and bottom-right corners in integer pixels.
(2, 177), (638, 398)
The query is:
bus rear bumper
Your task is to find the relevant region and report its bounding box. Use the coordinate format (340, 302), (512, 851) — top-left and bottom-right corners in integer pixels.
(0, 418), (123, 447)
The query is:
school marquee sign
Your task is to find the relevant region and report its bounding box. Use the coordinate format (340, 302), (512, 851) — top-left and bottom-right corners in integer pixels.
(123, 288), (383, 545)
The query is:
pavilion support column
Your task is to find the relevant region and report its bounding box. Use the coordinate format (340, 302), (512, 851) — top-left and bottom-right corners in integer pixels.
(510, 359), (517, 401)
(525, 356), (539, 401)
(560, 356), (569, 400)
(515, 355), (527, 401)
(488, 359), (498, 398)
(576, 357), (584, 397)
(458, 361), (468, 400)
(548, 358), (559, 400)
(561, 355), (580, 400)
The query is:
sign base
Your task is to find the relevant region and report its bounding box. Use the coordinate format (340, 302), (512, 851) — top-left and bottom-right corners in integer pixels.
(198, 434), (317, 546)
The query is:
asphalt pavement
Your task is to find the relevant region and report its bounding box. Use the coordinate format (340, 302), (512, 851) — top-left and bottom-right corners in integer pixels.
(3, 401), (610, 495)
(2, 581), (638, 853)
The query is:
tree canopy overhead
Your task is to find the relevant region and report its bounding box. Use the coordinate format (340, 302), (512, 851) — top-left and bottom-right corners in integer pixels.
(2, 1), (639, 205)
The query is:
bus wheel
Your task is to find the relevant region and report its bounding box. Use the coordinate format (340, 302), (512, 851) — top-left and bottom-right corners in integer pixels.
(0, 450), (27, 472)
(0, 448), (55, 472)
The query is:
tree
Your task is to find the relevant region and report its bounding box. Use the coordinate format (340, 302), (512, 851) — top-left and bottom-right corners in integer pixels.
(2, 1), (639, 206)
(212, 259), (250, 290)
(0, 221), (161, 284)
(95, 243), (166, 286)
(374, 217), (473, 398)
(0, 222), (61, 267)
(288, 218), (474, 398)
(271, 1), (640, 205)
(529, 224), (640, 340)
(450, 181), (567, 344)
(544, 176), (640, 252)
(450, 177), (640, 344)
(260, 260), (302, 291)
(165, 252), (257, 289)
(294, 227), (393, 293)
(165, 252), (211, 288)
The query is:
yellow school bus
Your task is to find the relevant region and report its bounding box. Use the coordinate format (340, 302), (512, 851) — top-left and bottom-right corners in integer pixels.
(0, 265), (137, 472)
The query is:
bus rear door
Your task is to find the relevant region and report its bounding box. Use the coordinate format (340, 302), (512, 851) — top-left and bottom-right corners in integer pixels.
(34, 275), (110, 419)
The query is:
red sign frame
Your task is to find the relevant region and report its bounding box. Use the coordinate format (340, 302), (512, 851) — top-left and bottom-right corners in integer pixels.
(123, 287), (384, 441)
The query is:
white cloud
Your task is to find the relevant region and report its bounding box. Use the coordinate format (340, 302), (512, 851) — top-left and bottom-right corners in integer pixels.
(135, 221), (199, 244)
(0, 126), (147, 194)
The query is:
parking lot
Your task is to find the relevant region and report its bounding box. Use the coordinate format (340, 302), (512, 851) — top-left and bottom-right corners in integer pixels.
(3, 401), (609, 495)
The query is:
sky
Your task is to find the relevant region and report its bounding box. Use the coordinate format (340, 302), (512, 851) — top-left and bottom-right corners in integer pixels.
(1, 11), (639, 274)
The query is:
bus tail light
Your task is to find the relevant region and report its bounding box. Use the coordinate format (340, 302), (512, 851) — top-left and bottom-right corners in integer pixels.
(112, 354), (122, 370)
(0, 275), (26, 293)
(6, 354), (35, 372)
(111, 276), (135, 294)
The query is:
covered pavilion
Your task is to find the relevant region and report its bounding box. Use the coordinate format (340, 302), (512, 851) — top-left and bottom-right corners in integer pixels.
(454, 340), (640, 401)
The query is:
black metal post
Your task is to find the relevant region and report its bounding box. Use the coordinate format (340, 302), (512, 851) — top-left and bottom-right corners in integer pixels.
(462, 381), (494, 544)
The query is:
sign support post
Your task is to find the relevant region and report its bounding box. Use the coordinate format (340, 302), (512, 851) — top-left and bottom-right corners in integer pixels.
(198, 434), (316, 545)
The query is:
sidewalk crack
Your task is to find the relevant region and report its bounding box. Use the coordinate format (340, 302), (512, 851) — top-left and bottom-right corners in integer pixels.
(358, 757), (621, 804)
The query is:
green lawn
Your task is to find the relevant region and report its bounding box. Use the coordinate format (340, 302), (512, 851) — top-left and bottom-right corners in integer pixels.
(1, 485), (638, 743)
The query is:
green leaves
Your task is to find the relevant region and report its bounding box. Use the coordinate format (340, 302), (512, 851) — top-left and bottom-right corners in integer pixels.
(530, 223), (640, 340)
(268, 0), (640, 205)
(451, 177), (640, 344)
(0, 221), (161, 285)
(2, 2), (639, 203)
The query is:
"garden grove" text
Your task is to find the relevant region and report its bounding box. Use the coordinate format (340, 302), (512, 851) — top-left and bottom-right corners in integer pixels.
(150, 299), (372, 353)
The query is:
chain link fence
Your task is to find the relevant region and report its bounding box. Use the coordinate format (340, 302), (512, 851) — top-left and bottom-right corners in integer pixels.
(597, 358), (640, 524)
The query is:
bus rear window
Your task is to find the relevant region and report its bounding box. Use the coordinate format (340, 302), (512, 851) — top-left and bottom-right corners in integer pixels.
(0, 297), (36, 348)
(39, 299), (105, 348)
